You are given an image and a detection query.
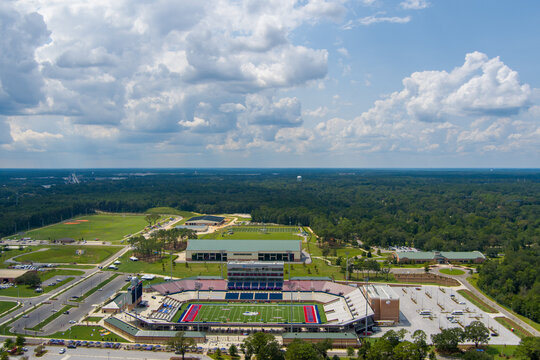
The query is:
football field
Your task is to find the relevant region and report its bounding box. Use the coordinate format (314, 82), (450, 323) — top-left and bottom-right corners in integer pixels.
(175, 303), (325, 324)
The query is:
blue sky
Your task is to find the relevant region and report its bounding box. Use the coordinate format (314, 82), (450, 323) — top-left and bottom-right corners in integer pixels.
(1, 0), (539, 168)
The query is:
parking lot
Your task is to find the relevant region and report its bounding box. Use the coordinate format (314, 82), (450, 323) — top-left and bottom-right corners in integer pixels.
(373, 285), (521, 345)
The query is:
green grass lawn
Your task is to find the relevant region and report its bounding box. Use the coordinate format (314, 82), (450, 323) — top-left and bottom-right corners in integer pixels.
(174, 302), (326, 324)
(83, 316), (103, 323)
(22, 214), (149, 243)
(48, 325), (128, 342)
(0, 247), (46, 268)
(202, 226), (303, 240)
(0, 269), (83, 297)
(0, 301), (18, 315)
(439, 268), (465, 275)
(16, 245), (121, 264)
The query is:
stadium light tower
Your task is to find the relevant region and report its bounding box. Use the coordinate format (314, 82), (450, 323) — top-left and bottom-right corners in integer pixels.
(195, 281), (202, 332)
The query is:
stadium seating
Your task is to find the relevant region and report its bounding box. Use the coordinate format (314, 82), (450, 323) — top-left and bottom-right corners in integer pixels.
(149, 297), (182, 321)
(240, 292), (254, 300)
(225, 293), (239, 300)
(269, 293), (283, 300)
(255, 293), (268, 300)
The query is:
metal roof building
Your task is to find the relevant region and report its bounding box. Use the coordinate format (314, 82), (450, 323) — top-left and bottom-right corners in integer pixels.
(186, 239), (302, 262)
(393, 251), (485, 264)
(184, 215), (225, 226)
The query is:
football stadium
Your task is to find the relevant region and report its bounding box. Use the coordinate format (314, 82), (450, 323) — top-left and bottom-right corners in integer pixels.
(104, 259), (377, 341)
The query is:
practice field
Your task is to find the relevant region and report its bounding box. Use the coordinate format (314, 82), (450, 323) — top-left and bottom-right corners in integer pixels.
(16, 245), (120, 264)
(22, 214), (149, 243)
(202, 226), (304, 240)
(174, 303), (325, 324)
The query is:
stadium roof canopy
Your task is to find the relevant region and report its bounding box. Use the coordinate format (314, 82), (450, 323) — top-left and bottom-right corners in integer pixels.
(187, 239), (301, 252)
(186, 215), (225, 222)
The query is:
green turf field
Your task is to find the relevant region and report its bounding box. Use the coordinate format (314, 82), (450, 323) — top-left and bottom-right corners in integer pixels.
(16, 245), (120, 264)
(174, 303), (326, 324)
(202, 226), (303, 240)
(21, 214), (149, 243)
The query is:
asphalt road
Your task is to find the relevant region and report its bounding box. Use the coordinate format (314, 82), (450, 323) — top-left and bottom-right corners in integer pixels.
(43, 274), (127, 335)
(19, 346), (212, 360)
(9, 271), (125, 336)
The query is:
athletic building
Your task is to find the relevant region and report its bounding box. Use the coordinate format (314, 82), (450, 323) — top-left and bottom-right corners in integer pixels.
(184, 215), (225, 226)
(393, 251), (486, 264)
(227, 261), (284, 282)
(363, 285), (400, 324)
(186, 239), (302, 262)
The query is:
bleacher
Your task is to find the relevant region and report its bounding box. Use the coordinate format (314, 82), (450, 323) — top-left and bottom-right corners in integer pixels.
(225, 293), (239, 300)
(227, 281), (283, 290)
(150, 297), (182, 321)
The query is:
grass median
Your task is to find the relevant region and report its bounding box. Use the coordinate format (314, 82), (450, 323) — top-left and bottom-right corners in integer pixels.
(75, 273), (120, 302)
(457, 289), (496, 313)
(495, 317), (533, 339)
(27, 305), (74, 332)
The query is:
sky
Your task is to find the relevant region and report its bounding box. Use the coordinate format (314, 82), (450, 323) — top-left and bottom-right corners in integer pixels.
(1, 0), (539, 168)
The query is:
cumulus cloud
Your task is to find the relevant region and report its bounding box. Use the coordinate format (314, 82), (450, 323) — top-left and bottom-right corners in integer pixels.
(316, 52), (539, 155)
(0, 4), (50, 114)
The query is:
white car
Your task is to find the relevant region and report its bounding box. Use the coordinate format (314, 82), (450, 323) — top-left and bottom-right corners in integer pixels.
(59, 348), (66, 354)
(69, 320), (76, 324)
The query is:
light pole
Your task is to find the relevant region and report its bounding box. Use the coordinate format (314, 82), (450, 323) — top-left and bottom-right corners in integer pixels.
(195, 282), (202, 332)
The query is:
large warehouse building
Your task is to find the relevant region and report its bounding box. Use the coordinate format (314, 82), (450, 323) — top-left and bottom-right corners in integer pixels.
(393, 251), (486, 264)
(186, 239), (302, 262)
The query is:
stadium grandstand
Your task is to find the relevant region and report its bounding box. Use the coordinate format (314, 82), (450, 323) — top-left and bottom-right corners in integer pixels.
(121, 277), (375, 336)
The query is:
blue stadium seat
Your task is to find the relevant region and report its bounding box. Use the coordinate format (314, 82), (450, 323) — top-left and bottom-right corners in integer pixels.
(269, 293), (283, 300)
(240, 292), (254, 300)
(255, 293), (268, 300)
(267, 282), (274, 289)
(225, 293), (239, 300)
(275, 282), (283, 290)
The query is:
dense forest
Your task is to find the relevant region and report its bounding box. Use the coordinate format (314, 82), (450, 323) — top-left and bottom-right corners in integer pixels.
(477, 247), (540, 322)
(0, 168), (538, 321)
(1, 169), (538, 251)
